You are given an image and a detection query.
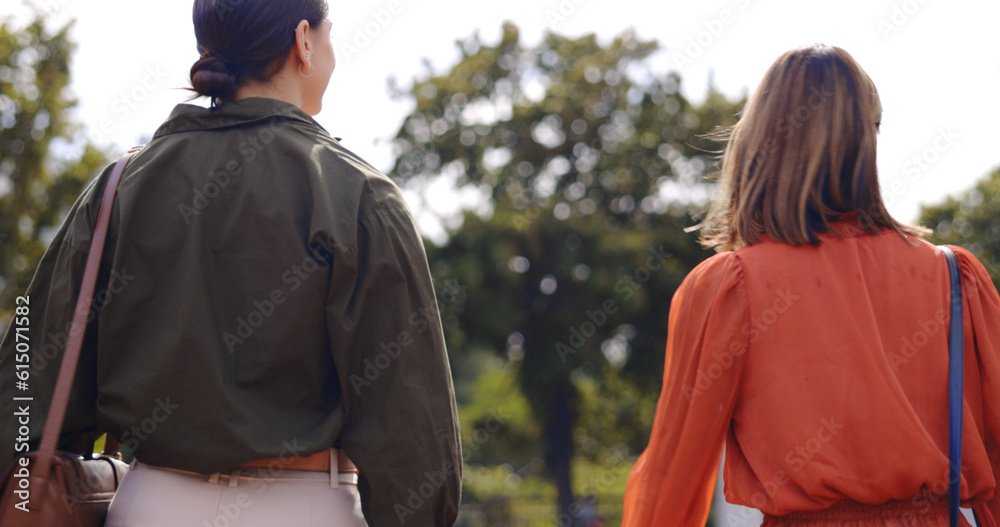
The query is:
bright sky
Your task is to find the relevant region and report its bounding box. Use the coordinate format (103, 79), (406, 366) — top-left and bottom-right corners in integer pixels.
(8, 0), (1000, 241)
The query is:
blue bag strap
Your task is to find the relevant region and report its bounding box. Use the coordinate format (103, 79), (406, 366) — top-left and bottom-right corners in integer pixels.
(940, 245), (967, 527)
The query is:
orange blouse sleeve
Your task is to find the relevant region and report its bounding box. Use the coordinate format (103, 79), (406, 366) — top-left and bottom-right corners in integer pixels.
(954, 246), (1000, 526)
(623, 251), (748, 526)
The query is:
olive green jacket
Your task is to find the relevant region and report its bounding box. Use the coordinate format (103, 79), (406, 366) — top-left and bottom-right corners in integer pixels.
(0, 97), (461, 526)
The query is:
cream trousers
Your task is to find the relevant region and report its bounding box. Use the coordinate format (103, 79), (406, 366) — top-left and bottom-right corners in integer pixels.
(105, 462), (368, 527)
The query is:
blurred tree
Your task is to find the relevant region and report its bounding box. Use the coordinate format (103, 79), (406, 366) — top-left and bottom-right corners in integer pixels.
(919, 166), (1000, 290)
(452, 350), (540, 468)
(389, 22), (744, 522)
(0, 13), (109, 327)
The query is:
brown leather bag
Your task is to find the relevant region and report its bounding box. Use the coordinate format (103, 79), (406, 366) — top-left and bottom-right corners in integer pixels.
(0, 445), (128, 526)
(0, 148), (140, 526)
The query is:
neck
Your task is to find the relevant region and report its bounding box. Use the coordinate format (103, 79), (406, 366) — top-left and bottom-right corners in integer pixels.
(234, 69), (303, 111)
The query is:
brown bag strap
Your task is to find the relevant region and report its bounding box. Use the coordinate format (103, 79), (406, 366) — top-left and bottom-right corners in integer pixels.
(29, 147), (142, 499)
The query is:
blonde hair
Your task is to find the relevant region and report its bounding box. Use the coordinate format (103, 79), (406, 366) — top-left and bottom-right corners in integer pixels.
(694, 44), (929, 251)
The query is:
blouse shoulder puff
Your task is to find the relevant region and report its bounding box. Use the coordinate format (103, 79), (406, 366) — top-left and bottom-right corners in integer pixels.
(948, 245), (1000, 302)
(682, 250), (747, 294)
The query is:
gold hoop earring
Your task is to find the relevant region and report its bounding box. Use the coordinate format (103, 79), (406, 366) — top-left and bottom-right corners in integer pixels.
(299, 62), (313, 78)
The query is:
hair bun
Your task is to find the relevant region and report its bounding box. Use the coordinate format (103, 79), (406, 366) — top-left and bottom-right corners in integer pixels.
(189, 0), (329, 106)
(190, 53), (240, 104)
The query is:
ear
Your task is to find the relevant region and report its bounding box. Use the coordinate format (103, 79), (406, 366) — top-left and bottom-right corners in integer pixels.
(292, 19), (313, 68)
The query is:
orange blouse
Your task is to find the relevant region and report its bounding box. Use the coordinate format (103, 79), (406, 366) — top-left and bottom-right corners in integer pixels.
(622, 220), (1000, 526)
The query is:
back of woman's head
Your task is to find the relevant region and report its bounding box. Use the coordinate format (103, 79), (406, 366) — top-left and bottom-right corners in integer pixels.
(697, 44), (927, 251)
(189, 0), (329, 106)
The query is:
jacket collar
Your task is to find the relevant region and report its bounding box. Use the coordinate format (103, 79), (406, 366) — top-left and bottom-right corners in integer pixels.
(152, 97), (327, 138)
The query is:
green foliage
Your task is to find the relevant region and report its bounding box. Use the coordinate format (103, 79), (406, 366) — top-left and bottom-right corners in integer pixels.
(463, 463), (553, 501)
(574, 366), (658, 460)
(0, 14), (109, 322)
(390, 22), (745, 515)
(460, 458), (631, 527)
(919, 166), (1000, 290)
(455, 351), (541, 466)
(391, 23), (738, 225)
(431, 203), (704, 454)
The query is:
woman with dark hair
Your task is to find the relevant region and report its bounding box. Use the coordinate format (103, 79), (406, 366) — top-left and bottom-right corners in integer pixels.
(0, 1), (461, 525)
(621, 44), (1000, 526)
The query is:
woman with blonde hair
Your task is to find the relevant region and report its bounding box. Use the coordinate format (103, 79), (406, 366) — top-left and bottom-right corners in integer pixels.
(622, 44), (1000, 525)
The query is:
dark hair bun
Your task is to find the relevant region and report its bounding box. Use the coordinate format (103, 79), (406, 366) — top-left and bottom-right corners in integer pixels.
(190, 54), (240, 103)
(189, 0), (329, 106)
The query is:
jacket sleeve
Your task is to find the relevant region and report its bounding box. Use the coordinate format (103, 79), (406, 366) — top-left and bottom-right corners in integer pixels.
(0, 165), (115, 469)
(325, 193), (462, 527)
(953, 247), (1000, 526)
(622, 252), (748, 526)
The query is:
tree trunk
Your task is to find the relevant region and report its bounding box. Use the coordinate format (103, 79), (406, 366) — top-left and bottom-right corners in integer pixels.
(546, 386), (576, 526)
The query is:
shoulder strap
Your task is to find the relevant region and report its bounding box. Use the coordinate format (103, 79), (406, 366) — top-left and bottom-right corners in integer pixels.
(28, 147), (142, 506)
(940, 245), (965, 527)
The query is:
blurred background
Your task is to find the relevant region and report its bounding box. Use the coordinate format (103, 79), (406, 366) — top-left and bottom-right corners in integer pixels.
(1, 0), (998, 525)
